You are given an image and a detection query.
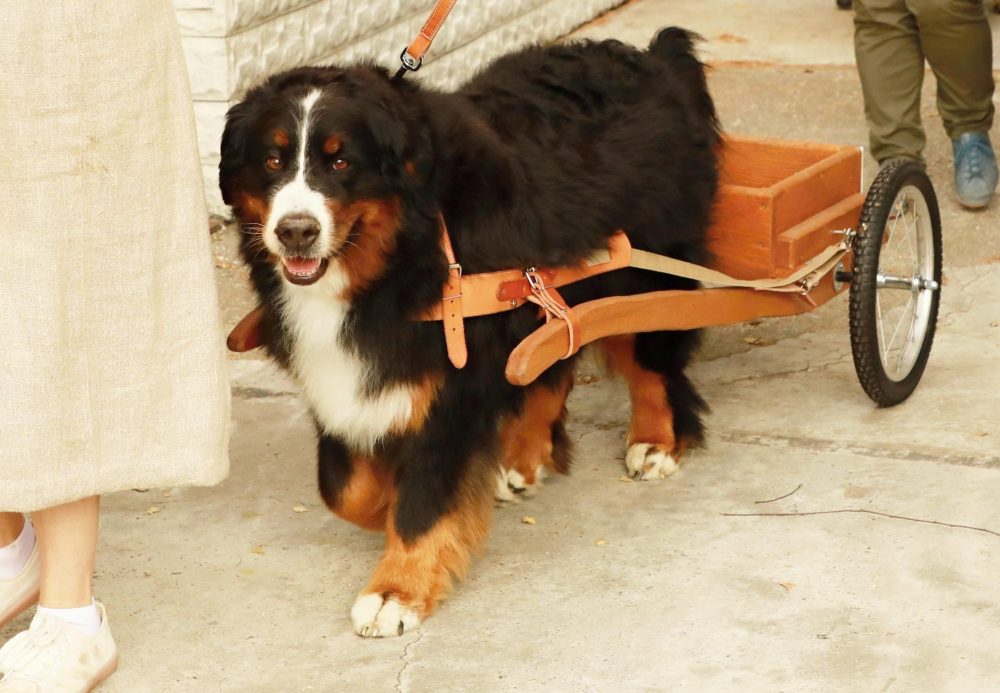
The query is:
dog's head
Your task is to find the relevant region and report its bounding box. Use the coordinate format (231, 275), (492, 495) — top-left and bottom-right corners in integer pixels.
(220, 65), (433, 291)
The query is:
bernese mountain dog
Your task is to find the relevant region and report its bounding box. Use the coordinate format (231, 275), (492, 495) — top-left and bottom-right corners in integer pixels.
(220, 27), (719, 638)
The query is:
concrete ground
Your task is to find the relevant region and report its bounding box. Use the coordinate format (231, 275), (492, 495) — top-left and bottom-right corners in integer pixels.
(5, 1), (998, 690)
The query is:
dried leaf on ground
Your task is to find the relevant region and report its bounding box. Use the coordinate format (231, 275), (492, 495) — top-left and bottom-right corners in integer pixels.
(251, 545), (266, 555)
(521, 516), (536, 525)
(292, 504), (309, 513)
(145, 506), (160, 516)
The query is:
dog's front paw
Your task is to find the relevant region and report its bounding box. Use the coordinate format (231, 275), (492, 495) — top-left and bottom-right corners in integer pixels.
(495, 466), (546, 502)
(351, 592), (421, 638)
(625, 443), (678, 480)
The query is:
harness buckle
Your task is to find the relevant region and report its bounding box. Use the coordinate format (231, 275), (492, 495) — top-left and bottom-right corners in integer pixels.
(442, 262), (463, 301)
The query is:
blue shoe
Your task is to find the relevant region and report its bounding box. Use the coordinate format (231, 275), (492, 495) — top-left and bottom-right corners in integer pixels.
(952, 131), (998, 209)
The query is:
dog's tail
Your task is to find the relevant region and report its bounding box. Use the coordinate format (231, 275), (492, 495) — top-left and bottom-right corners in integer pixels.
(649, 27), (719, 135)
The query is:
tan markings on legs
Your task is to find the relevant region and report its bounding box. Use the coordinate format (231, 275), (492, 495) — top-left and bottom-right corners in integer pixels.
(601, 335), (677, 452)
(600, 335), (690, 480)
(499, 372), (573, 493)
(327, 456), (393, 532)
(364, 476), (493, 620)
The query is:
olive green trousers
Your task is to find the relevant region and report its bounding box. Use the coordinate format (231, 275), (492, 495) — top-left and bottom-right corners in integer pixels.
(853, 0), (994, 163)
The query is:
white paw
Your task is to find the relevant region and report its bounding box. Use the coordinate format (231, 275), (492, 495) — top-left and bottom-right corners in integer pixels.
(495, 466), (545, 502)
(625, 443), (678, 480)
(509, 467), (545, 497)
(350, 593), (421, 638)
(495, 467), (518, 502)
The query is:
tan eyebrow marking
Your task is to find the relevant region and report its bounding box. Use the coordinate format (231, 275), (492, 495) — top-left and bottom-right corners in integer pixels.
(323, 134), (343, 155)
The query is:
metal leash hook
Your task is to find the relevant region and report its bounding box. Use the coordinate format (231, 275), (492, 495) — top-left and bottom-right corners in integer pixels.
(394, 50), (422, 81)
(392, 0), (460, 81)
(524, 268), (577, 359)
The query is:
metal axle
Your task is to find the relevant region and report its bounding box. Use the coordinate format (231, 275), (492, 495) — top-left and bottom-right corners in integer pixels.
(876, 273), (939, 292)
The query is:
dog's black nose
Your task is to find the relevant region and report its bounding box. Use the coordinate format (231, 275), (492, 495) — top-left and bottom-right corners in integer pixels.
(275, 214), (320, 254)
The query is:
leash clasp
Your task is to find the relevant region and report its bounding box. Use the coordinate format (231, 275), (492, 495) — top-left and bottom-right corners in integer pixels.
(400, 49), (422, 72)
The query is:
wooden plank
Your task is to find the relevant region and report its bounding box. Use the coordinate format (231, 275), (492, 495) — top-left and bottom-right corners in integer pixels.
(771, 147), (863, 234)
(718, 135), (842, 188)
(706, 184), (774, 279)
(774, 192), (864, 271)
(505, 273), (847, 386)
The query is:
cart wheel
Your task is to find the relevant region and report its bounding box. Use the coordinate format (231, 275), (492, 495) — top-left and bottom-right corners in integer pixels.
(849, 159), (942, 407)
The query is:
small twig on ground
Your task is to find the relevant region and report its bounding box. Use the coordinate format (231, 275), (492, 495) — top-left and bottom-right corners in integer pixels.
(754, 483), (803, 504)
(723, 509), (1000, 540)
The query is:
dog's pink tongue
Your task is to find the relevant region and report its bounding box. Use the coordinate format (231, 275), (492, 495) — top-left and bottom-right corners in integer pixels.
(284, 257), (322, 275)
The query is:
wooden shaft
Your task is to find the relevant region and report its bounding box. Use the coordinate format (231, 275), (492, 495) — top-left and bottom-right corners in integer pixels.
(504, 272), (846, 386)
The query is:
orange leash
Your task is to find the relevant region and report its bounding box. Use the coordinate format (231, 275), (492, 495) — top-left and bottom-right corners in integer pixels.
(395, 0), (461, 79)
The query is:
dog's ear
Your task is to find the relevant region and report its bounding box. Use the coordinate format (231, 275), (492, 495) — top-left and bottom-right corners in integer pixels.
(367, 105), (409, 176)
(361, 75), (435, 187)
(219, 98), (259, 206)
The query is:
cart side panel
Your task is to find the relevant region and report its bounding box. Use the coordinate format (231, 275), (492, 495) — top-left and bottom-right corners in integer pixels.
(706, 185), (774, 279)
(718, 136), (843, 188)
(771, 147), (862, 233)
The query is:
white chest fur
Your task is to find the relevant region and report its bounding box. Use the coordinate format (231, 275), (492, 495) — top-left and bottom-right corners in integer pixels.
(279, 270), (415, 450)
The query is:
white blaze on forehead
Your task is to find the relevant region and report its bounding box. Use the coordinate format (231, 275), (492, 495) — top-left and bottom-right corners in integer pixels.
(265, 89), (334, 256)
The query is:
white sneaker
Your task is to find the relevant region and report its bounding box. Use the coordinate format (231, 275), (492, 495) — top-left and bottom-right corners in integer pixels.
(0, 547), (39, 629)
(0, 602), (118, 692)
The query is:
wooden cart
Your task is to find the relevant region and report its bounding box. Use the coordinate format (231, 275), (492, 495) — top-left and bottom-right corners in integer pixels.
(503, 135), (942, 407)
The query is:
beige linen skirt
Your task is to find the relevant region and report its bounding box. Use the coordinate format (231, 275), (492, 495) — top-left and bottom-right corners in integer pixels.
(0, 0), (230, 510)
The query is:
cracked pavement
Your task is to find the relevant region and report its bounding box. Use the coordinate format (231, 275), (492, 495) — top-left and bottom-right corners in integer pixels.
(10, 1), (997, 691)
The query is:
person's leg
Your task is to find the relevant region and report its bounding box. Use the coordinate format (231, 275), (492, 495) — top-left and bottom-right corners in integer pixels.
(0, 496), (116, 690)
(31, 496), (98, 609)
(909, 0), (993, 138)
(909, 0), (997, 207)
(0, 515), (24, 547)
(853, 0), (928, 163)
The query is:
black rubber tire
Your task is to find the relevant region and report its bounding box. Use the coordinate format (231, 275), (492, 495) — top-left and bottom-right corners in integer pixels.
(849, 159), (942, 407)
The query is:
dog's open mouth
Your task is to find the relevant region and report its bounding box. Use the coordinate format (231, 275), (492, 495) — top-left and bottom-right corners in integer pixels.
(282, 257), (329, 286)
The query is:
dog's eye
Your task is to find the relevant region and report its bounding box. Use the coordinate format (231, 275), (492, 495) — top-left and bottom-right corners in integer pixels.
(265, 156), (282, 171)
(332, 158), (350, 172)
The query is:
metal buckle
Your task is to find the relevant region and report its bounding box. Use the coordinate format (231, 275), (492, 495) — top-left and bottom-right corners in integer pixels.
(400, 49), (422, 72)
(525, 267), (544, 291)
(443, 262), (462, 301)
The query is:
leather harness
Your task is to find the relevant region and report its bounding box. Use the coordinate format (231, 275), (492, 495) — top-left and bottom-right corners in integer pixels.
(424, 217), (633, 368)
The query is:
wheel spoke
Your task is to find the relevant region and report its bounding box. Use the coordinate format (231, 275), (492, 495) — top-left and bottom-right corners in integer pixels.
(876, 291), (887, 360)
(883, 292), (915, 375)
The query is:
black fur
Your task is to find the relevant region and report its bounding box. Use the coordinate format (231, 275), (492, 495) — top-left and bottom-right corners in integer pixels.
(221, 28), (719, 544)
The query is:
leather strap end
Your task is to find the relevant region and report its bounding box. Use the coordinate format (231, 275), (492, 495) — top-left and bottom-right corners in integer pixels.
(442, 294), (468, 368)
(227, 306), (265, 352)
